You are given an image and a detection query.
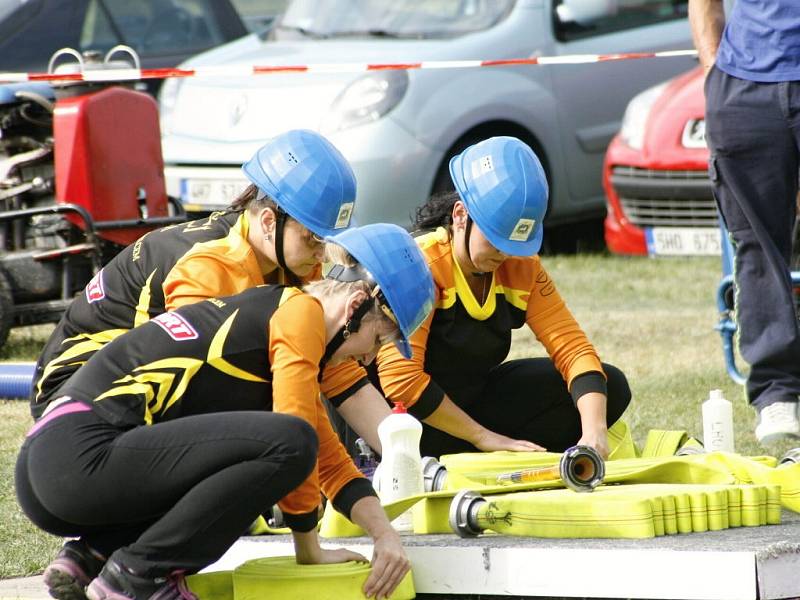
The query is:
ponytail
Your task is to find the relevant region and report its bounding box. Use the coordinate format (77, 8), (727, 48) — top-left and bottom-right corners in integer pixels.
(413, 190), (460, 232)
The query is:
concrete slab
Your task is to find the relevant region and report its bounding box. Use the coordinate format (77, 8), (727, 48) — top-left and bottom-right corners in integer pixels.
(1, 510), (797, 600)
(0, 576), (48, 600)
(208, 509), (800, 600)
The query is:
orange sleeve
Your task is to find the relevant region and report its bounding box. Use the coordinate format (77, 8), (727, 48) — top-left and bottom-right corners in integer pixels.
(524, 258), (603, 387)
(164, 252), (259, 311)
(375, 232), (447, 410)
(375, 296), (436, 409)
(314, 393), (364, 501)
(319, 360), (368, 400)
(268, 293), (361, 519)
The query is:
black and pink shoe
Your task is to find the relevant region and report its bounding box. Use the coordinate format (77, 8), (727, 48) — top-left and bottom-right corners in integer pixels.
(86, 560), (197, 600)
(43, 540), (106, 600)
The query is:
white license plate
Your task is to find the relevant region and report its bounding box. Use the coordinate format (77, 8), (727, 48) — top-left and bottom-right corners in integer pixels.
(645, 227), (721, 256)
(180, 178), (249, 211)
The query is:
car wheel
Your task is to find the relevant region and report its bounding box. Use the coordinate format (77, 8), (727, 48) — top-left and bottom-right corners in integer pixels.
(430, 135), (484, 196)
(0, 268), (14, 350)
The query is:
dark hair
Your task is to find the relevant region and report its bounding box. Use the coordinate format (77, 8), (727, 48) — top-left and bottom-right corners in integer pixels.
(413, 190), (460, 231)
(229, 183), (303, 286)
(229, 184), (282, 214)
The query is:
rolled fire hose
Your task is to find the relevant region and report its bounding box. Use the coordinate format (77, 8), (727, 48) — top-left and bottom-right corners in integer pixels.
(0, 362), (35, 399)
(494, 444), (605, 492)
(188, 556), (416, 600)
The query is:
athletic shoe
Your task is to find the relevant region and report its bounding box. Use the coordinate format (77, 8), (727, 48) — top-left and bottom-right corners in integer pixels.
(755, 401), (800, 445)
(43, 539), (105, 600)
(86, 560), (197, 600)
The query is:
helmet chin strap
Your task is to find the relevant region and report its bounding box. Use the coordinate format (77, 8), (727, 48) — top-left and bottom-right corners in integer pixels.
(274, 210), (289, 272)
(272, 209), (302, 286)
(318, 264), (376, 376)
(464, 216), (487, 277)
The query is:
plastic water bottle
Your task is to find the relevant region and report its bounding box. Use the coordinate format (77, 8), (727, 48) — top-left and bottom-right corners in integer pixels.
(376, 402), (424, 532)
(702, 389), (735, 452)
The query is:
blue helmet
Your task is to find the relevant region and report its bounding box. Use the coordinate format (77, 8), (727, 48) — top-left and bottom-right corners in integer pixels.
(326, 224), (435, 359)
(242, 129), (356, 238)
(449, 136), (548, 256)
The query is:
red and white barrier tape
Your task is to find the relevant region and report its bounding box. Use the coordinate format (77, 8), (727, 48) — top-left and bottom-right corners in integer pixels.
(0, 49), (697, 84)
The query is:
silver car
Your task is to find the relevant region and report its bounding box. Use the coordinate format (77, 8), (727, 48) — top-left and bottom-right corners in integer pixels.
(160, 0), (696, 231)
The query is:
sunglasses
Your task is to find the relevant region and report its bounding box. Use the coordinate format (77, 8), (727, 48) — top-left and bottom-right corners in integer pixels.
(301, 229), (326, 249)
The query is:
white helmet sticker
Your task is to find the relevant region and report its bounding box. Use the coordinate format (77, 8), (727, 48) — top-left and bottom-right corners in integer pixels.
(509, 218), (536, 242)
(334, 202), (354, 229)
(470, 155), (495, 179)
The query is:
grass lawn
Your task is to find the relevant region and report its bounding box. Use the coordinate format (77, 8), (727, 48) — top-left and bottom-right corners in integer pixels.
(0, 253), (797, 578)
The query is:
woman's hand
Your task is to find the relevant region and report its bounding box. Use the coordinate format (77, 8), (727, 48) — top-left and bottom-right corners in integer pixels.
(423, 396), (546, 452)
(473, 428), (546, 453)
(576, 392), (609, 459)
(363, 529), (410, 599)
(293, 529), (368, 565)
(310, 547), (370, 565)
(577, 426), (609, 460)
(349, 496), (411, 599)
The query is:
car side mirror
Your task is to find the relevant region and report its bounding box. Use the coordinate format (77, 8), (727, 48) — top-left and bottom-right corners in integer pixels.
(556, 0), (618, 26)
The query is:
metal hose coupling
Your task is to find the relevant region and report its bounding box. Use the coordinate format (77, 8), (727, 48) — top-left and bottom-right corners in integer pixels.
(449, 490), (487, 538)
(421, 456), (448, 492)
(495, 444), (605, 493)
(779, 448), (800, 466)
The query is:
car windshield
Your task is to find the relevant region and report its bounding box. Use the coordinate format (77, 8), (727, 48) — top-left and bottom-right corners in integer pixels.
(275, 0), (516, 39)
(0, 0), (25, 22)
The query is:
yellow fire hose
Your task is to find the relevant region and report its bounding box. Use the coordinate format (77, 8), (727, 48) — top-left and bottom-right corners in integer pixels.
(187, 557), (415, 600)
(447, 482), (780, 539)
(437, 450), (799, 510)
(319, 451), (797, 538)
(493, 445), (605, 492)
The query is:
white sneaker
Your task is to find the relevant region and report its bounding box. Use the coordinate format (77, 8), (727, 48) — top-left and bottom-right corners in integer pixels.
(755, 401), (800, 444)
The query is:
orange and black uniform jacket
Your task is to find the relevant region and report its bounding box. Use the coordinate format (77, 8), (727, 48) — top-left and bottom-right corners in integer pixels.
(376, 228), (606, 419)
(57, 285), (375, 531)
(31, 211), (368, 419)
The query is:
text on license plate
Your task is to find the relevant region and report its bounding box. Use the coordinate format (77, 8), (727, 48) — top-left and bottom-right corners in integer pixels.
(645, 227), (721, 256)
(180, 179), (249, 210)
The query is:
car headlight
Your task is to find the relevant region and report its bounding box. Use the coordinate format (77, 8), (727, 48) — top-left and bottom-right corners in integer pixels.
(321, 70), (409, 134)
(681, 118), (706, 148)
(158, 77), (184, 136)
(619, 81), (667, 151)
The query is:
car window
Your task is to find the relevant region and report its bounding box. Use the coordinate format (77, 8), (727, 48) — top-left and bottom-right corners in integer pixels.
(230, 0), (288, 33)
(275, 0), (516, 39)
(79, 0), (226, 57)
(553, 0), (688, 42)
(0, 0), (42, 33)
(0, 0), (25, 21)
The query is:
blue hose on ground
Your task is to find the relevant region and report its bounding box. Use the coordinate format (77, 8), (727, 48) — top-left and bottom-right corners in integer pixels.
(0, 362), (35, 399)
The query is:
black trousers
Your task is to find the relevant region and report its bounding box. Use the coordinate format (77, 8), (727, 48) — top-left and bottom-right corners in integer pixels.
(418, 359), (630, 458)
(16, 408), (317, 578)
(705, 66), (800, 409)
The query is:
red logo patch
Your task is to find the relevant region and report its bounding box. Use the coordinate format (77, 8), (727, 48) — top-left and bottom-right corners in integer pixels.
(152, 312), (199, 341)
(85, 270), (105, 303)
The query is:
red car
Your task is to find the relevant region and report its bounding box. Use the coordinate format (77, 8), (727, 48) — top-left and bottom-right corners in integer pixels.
(603, 66), (720, 256)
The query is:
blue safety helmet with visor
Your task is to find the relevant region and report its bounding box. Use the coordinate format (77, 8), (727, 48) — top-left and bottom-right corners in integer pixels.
(324, 223), (435, 359)
(449, 136), (548, 256)
(242, 129), (356, 238)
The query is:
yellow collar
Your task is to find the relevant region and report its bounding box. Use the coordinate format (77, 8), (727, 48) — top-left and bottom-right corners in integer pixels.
(450, 240), (496, 321)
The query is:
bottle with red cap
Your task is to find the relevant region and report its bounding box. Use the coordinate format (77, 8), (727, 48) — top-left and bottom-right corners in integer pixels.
(375, 401), (424, 532)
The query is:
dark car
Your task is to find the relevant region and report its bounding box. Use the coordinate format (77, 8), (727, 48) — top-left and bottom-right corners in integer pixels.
(0, 0), (249, 95)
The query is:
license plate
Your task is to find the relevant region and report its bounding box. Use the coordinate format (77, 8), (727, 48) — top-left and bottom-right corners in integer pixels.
(645, 227), (721, 256)
(180, 178), (249, 211)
